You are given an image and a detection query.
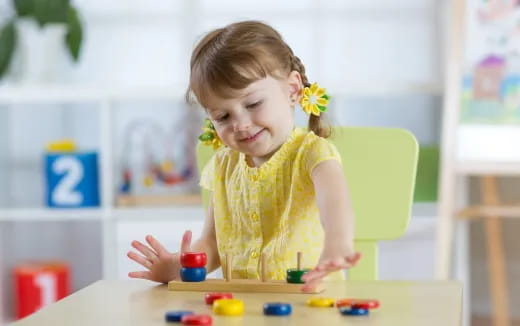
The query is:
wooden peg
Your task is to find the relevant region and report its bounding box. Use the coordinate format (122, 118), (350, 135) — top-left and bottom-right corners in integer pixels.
(225, 253), (232, 282)
(297, 252), (302, 270)
(261, 252), (267, 282)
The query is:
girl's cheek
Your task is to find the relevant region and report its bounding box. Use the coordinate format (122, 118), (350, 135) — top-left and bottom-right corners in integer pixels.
(217, 126), (230, 138)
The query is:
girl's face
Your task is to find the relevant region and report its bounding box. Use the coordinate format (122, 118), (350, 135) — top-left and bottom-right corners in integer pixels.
(205, 72), (302, 167)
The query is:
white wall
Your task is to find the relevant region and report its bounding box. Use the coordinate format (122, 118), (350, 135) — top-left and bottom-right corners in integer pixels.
(1, 0), (440, 88)
(0, 106), (7, 207)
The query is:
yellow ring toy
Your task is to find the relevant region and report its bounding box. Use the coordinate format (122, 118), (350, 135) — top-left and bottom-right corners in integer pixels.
(213, 298), (244, 316)
(306, 297), (335, 308)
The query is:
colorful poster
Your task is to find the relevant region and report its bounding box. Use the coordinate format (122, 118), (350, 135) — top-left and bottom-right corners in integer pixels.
(461, 0), (520, 124)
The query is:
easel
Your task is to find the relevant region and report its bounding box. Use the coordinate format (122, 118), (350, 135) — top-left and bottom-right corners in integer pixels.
(435, 1), (519, 326)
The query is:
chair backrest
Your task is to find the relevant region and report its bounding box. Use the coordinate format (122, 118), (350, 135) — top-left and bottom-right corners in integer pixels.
(196, 126), (418, 281)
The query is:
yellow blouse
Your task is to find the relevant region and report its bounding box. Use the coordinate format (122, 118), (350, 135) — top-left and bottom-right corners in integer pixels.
(200, 127), (343, 281)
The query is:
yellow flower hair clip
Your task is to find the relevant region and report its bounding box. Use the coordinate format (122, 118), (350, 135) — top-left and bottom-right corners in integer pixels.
(300, 82), (330, 116)
(199, 118), (223, 150)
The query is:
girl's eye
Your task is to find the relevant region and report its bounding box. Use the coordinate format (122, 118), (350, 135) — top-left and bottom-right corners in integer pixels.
(246, 100), (262, 109)
(215, 114), (229, 122)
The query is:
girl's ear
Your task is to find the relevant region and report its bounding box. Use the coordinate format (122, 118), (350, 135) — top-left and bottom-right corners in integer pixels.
(288, 70), (303, 102)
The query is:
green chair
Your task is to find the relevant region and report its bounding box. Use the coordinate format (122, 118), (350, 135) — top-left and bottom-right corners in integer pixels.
(197, 127), (418, 281)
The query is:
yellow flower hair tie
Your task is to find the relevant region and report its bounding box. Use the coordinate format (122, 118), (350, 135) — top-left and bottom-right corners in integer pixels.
(199, 118), (223, 150)
(300, 82), (330, 116)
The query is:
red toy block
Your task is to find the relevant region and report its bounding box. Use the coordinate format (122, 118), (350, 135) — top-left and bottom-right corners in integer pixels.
(14, 262), (70, 319)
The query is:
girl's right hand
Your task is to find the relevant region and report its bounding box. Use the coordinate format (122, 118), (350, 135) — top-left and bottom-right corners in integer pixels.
(127, 230), (192, 283)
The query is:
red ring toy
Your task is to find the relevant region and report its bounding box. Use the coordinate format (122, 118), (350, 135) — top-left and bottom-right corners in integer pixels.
(335, 298), (380, 309)
(180, 252), (207, 268)
(204, 292), (233, 305)
(181, 314), (212, 325)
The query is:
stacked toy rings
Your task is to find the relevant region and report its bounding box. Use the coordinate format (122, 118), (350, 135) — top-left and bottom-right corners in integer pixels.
(180, 252), (207, 282)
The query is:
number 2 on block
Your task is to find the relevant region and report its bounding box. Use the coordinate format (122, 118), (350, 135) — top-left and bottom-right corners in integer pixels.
(52, 156), (84, 205)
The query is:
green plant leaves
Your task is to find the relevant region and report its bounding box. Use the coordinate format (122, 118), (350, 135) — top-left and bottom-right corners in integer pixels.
(0, 21), (17, 78)
(13, 0), (34, 17)
(33, 0), (70, 27)
(65, 7), (82, 61)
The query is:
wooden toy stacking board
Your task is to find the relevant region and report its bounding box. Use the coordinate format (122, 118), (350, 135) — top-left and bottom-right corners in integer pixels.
(169, 252), (324, 294)
(168, 278), (323, 294)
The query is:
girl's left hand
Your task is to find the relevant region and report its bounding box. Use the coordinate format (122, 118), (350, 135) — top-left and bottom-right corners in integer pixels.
(301, 252), (361, 292)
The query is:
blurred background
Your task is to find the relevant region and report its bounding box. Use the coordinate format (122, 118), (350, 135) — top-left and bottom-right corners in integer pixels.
(0, 0), (518, 325)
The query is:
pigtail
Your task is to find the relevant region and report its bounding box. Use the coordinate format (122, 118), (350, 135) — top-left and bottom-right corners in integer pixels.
(290, 55), (331, 138)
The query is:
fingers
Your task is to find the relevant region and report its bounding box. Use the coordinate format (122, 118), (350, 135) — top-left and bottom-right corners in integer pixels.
(128, 271), (152, 280)
(301, 270), (328, 292)
(301, 280), (322, 293)
(302, 252), (362, 285)
(301, 269), (329, 284)
(127, 251), (153, 269)
(131, 240), (158, 262)
(145, 235), (170, 259)
(347, 252), (362, 264)
(180, 230), (193, 253)
(300, 263), (339, 292)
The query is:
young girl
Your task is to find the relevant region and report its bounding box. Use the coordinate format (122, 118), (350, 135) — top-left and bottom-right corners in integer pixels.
(127, 20), (360, 292)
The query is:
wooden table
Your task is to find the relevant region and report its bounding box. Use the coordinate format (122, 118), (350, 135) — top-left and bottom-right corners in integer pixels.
(12, 279), (462, 326)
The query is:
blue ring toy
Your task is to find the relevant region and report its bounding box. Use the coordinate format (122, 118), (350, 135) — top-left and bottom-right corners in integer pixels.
(165, 310), (194, 322)
(339, 307), (369, 316)
(180, 267), (206, 282)
(263, 303), (292, 316)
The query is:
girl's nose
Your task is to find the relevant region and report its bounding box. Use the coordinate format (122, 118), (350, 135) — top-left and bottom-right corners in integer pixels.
(232, 115), (251, 132)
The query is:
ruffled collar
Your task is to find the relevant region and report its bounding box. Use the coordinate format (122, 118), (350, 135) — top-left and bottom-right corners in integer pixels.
(239, 127), (305, 175)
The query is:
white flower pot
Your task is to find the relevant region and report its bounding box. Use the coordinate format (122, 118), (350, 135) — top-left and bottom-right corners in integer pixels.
(6, 19), (69, 85)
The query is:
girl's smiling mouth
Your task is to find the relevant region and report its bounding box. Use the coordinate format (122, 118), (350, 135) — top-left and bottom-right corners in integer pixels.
(240, 129), (265, 142)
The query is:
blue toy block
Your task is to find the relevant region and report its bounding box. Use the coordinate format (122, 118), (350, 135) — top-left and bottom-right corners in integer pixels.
(45, 152), (100, 208)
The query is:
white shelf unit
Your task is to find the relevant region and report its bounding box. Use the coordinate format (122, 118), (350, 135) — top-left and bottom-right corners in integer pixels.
(0, 85), (204, 278)
(0, 87), (211, 323)
(0, 208), (105, 221)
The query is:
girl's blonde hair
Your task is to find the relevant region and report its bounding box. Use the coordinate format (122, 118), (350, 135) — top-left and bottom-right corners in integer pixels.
(187, 20), (330, 138)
